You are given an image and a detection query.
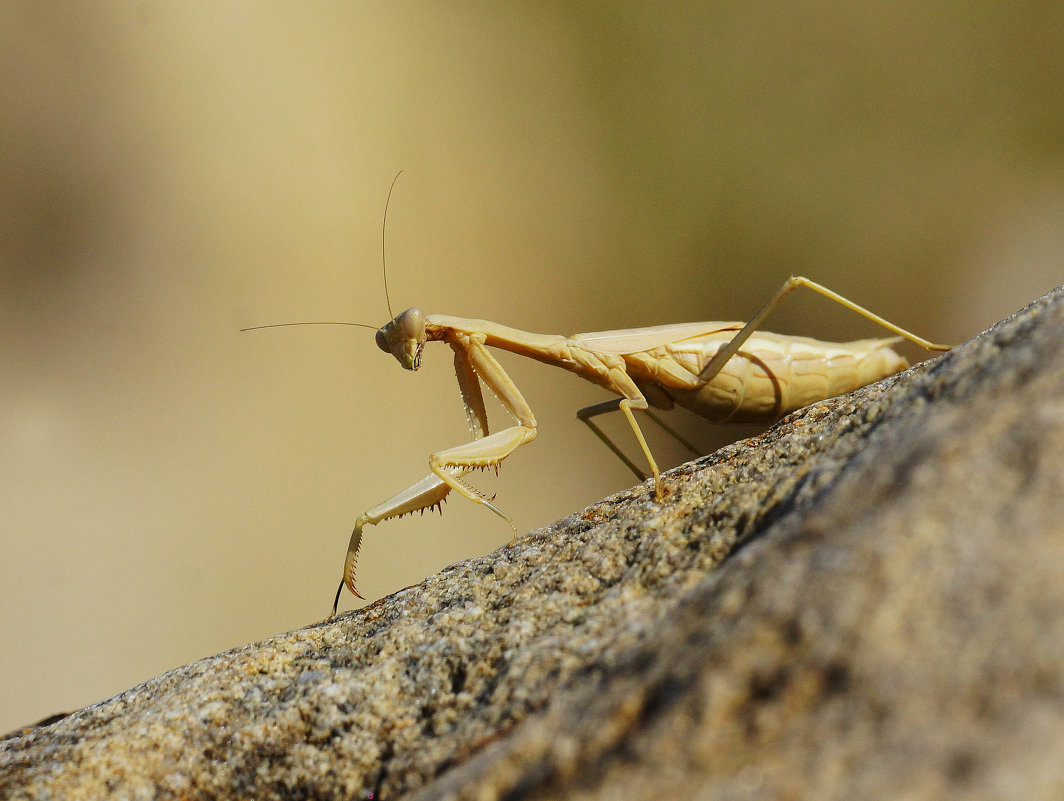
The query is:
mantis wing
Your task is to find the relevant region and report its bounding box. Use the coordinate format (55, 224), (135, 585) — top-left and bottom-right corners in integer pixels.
(569, 321), (742, 355)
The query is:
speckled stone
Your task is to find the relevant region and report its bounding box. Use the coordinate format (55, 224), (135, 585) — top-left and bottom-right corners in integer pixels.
(4, 287), (1064, 800)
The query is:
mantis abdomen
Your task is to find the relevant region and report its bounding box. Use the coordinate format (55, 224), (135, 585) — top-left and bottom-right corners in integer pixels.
(646, 331), (908, 424)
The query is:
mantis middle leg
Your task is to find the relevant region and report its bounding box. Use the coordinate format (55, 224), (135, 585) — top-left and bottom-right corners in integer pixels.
(575, 367), (675, 499)
(578, 403), (701, 484)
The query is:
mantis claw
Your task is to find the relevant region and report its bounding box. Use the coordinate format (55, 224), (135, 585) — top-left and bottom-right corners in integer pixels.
(334, 518), (367, 616)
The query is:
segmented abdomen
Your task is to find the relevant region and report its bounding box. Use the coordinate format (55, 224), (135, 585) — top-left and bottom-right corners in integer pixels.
(657, 332), (907, 424)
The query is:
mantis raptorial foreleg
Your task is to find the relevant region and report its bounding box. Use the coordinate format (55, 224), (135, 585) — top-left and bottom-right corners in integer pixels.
(333, 329), (537, 612)
(427, 334), (537, 514)
(339, 472), (454, 600)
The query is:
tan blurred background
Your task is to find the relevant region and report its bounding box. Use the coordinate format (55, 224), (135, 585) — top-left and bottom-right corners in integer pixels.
(2, 2), (1061, 732)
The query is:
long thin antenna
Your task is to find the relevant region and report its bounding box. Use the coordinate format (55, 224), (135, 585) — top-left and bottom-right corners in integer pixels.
(240, 321), (377, 332)
(242, 173), (405, 334)
(382, 170), (403, 319)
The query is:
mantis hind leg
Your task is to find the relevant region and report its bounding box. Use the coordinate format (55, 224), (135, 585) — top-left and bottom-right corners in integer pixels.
(698, 275), (950, 386)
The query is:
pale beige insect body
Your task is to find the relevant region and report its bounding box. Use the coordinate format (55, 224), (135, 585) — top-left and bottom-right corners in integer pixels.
(333, 276), (948, 611)
(240, 176), (946, 611)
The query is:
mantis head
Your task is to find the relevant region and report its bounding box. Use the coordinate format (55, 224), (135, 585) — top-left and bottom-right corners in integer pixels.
(375, 307), (426, 370)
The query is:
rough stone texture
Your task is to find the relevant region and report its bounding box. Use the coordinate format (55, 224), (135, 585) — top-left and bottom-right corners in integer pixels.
(4, 286), (1064, 800)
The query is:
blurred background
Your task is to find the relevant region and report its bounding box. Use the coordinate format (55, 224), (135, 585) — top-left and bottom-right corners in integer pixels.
(2, 2), (1062, 733)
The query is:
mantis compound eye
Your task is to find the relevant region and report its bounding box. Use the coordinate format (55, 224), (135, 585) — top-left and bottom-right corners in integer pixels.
(375, 329), (389, 353)
(399, 307), (425, 340)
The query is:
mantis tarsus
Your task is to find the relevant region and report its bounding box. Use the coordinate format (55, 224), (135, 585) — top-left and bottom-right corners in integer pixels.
(244, 180), (950, 615)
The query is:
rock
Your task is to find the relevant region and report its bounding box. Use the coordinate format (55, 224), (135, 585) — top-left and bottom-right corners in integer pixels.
(3, 286), (1064, 801)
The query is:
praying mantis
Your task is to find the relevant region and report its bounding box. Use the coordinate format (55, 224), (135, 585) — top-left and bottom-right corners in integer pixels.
(244, 178), (950, 615)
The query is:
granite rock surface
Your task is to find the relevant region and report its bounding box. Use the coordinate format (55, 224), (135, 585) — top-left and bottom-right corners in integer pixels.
(3, 286), (1064, 800)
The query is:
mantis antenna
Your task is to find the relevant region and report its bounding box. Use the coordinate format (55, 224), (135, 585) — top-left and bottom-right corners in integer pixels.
(240, 322), (378, 331)
(240, 170), (406, 334)
(381, 169), (403, 320)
